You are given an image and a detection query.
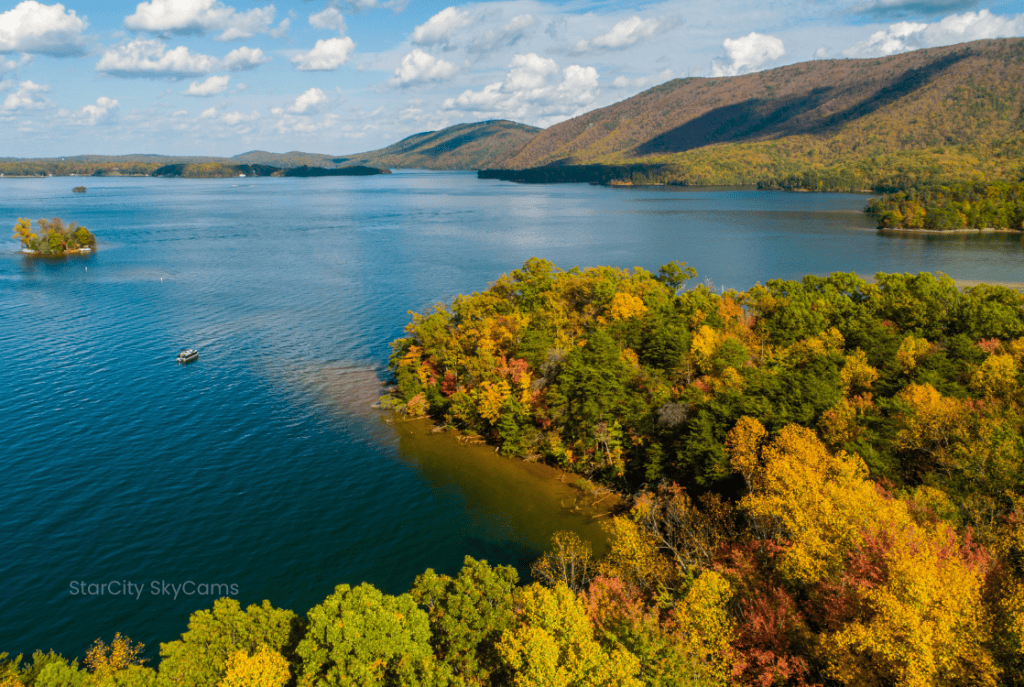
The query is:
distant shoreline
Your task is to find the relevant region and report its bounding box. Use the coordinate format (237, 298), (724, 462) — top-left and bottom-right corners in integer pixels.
(878, 226), (1023, 234)
(857, 273), (1024, 291)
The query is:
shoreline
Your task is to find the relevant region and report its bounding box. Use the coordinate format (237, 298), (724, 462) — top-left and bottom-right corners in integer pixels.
(856, 272), (1024, 291)
(388, 415), (626, 522)
(20, 247), (93, 256)
(877, 226), (1023, 234)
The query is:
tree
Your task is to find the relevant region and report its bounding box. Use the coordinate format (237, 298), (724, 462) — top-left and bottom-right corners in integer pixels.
(12, 218), (37, 250)
(531, 532), (596, 594)
(158, 599), (301, 687)
(217, 647), (289, 687)
(297, 583), (452, 687)
(496, 583), (641, 687)
(411, 557), (518, 685)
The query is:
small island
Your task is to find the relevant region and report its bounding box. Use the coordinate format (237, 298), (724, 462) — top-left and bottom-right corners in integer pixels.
(13, 217), (96, 255)
(72, 186), (86, 193)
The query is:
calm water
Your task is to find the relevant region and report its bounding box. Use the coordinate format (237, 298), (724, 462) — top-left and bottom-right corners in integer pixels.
(2, 172), (1023, 658)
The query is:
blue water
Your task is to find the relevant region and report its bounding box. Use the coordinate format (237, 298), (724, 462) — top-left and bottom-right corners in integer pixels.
(2, 172), (1022, 659)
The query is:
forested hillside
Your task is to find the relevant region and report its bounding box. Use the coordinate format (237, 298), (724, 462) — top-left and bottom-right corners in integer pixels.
(334, 120), (541, 170)
(494, 38), (1024, 191)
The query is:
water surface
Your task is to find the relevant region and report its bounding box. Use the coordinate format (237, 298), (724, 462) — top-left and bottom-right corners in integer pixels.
(2, 172), (1022, 658)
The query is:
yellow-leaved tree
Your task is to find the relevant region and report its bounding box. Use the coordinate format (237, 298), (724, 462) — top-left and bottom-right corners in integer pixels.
(726, 417), (999, 687)
(218, 646), (290, 687)
(497, 583), (642, 687)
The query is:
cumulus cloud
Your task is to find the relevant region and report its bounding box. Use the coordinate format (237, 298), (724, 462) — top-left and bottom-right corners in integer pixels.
(2, 79), (49, 110)
(200, 106), (217, 118)
(412, 7), (471, 48)
(574, 16), (677, 52)
(844, 10), (1024, 57)
(390, 49), (458, 86)
(270, 87), (329, 115)
(271, 111), (340, 135)
(96, 38), (218, 78)
(221, 109), (259, 125)
(467, 14), (536, 54)
(309, 7), (345, 32)
(711, 32), (785, 76)
(124, 0), (275, 41)
(269, 17), (289, 38)
(0, 1), (87, 56)
(611, 68), (674, 89)
(223, 46), (268, 70)
(185, 74), (229, 96)
(291, 37), (355, 70)
(61, 96), (120, 125)
(442, 52), (599, 124)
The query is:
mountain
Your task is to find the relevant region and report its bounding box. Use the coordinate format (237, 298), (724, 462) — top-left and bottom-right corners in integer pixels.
(333, 120), (541, 170)
(495, 38), (1024, 189)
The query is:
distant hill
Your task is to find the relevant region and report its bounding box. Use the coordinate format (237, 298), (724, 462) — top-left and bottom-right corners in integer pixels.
(334, 120), (541, 170)
(495, 38), (1024, 189)
(0, 120), (541, 176)
(229, 150), (339, 167)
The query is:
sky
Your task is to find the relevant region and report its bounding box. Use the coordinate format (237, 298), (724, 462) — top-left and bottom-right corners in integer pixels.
(1, 0), (1022, 158)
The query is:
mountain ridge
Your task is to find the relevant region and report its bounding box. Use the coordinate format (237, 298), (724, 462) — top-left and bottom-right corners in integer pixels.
(495, 38), (1024, 188)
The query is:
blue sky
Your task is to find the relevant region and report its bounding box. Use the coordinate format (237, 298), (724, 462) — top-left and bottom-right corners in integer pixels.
(1, 0), (1022, 158)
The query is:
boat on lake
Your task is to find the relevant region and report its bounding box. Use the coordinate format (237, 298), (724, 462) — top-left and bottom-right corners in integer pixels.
(177, 348), (199, 363)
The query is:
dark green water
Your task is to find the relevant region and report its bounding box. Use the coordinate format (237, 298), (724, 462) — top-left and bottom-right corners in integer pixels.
(2, 172), (1022, 659)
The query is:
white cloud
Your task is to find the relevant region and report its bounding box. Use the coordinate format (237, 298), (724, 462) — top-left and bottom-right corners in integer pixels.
(467, 14), (536, 54)
(814, 47), (830, 58)
(291, 37), (355, 70)
(124, 0), (276, 41)
(61, 96), (120, 125)
(711, 32), (785, 76)
(221, 109), (259, 125)
(269, 17), (289, 38)
(412, 7), (471, 47)
(442, 52), (599, 125)
(309, 8), (345, 32)
(611, 68), (674, 89)
(223, 46), (268, 71)
(391, 49), (458, 86)
(0, 1), (87, 56)
(281, 87), (329, 114)
(844, 10), (1024, 57)
(575, 16), (676, 52)
(96, 38), (218, 79)
(185, 74), (229, 96)
(200, 106), (217, 118)
(2, 79), (49, 110)
(271, 111), (340, 135)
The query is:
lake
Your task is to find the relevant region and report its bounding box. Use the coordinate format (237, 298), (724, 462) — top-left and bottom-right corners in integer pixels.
(2, 171), (1022, 659)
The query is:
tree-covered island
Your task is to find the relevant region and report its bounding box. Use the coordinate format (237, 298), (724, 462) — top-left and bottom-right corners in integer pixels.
(13, 218), (96, 255)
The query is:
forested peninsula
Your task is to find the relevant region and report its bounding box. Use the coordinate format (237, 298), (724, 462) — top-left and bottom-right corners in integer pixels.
(7, 260), (1024, 686)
